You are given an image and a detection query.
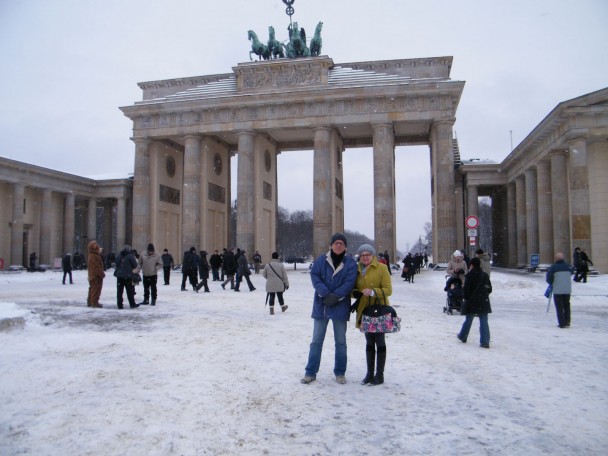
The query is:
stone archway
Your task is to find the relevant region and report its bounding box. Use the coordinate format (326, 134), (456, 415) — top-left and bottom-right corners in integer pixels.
(121, 56), (465, 263)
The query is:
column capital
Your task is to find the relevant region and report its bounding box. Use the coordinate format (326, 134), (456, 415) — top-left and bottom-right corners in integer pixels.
(131, 137), (151, 145)
(313, 126), (332, 134)
(433, 118), (456, 127)
(566, 129), (589, 144)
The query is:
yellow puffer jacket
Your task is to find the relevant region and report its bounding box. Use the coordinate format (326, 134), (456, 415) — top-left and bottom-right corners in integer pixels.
(353, 257), (392, 328)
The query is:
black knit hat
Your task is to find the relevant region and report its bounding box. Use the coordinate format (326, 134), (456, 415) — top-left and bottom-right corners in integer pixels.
(147, 243), (155, 252)
(330, 233), (347, 247)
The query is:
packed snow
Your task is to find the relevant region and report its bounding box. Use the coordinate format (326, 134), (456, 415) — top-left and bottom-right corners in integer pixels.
(1, 265), (607, 455)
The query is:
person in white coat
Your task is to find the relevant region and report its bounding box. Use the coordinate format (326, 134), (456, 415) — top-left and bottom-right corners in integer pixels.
(262, 252), (289, 315)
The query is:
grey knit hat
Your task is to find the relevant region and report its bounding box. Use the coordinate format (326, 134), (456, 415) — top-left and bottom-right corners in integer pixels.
(357, 244), (376, 256)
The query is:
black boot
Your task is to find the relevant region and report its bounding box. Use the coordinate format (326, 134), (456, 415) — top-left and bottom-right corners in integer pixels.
(372, 346), (386, 385)
(361, 345), (375, 385)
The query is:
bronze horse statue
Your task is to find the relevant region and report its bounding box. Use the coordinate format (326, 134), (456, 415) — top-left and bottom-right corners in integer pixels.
(267, 26), (284, 59)
(310, 21), (323, 56)
(285, 22), (309, 58)
(248, 30), (270, 61)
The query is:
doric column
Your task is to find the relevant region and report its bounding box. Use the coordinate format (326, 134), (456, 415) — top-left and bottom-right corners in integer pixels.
(116, 197), (126, 251)
(372, 123), (396, 258)
(183, 135), (202, 252)
(87, 198), (97, 245)
(236, 131), (255, 255)
(524, 168), (539, 261)
(467, 184), (479, 218)
(10, 183), (25, 266)
(507, 182), (517, 267)
(569, 137), (591, 252)
(40, 189), (52, 265)
(313, 127), (332, 256)
(515, 175), (527, 266)
(103, 201), (113, 252)
(550, 151), (570, 258)
(132, 138), (151, 251)
(587, 142), (608, 274)
(63, 193), (75, 255)
(430, 119), (456, 263)
(535, 161), (553, 264)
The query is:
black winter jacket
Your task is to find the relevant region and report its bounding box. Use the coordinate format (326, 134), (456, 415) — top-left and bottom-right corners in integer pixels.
(462, 267), (492, 315)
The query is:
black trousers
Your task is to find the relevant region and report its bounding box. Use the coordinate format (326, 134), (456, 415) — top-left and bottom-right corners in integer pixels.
(553, 294), (571, 327)
(163, 266), (171, 284)
(143, 275), (158, 302)
(268, 292), (285, 306)
(62, 270), (73, 284)
(117, 278), (136, 308)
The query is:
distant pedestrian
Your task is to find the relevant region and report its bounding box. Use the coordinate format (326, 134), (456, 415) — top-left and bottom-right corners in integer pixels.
(234, 250), (256, 292)
(86, 241), (105, 308)
(573, 247), (593, 283)
(221, 249), (237, 290)
(161, 249), (174, 285)
(263, 252), (289, 314)
(114, 245), (139, 309)
(457, 257), (492, 348)
(253, 250), (262, 274)
(475, 248), (492, 276)
(181, 247), (198, 291)
(209, 249), (223, 281)
(195, 251), (211, 293)
(546, 252), (574, 328)
(383, 250), (392, 275)
(138, 243), (163, 305)
(62, 253), (74, 285)
(29, 252), (37, 271)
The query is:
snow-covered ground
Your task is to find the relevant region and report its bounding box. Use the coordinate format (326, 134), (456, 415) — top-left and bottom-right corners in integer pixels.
(1, 265), (606, 455)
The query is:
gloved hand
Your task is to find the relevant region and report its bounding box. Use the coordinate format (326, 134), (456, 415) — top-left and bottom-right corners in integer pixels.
(352, 290), (363, 299)
(323, 293), (340, 306)
(350, 301), (359, 313)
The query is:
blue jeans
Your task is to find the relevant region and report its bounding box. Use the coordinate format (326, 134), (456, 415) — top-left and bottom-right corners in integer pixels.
(304, 318), (348, 377)
(458, 313), (490, 346)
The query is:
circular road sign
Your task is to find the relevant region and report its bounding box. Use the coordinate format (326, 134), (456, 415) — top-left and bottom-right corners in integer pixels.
(465, 215), (479, 229)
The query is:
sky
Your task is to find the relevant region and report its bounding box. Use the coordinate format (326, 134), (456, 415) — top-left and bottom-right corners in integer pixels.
(1, 0), (607, 252)
(1, 266), (607, 454)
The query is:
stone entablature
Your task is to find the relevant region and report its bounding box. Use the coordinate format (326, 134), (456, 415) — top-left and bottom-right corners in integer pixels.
(129, 93), (460, 135)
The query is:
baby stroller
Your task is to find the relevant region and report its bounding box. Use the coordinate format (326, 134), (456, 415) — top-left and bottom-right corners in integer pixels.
(443, 276), (463, 314)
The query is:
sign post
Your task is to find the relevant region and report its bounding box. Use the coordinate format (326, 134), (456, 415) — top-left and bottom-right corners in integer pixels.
(465, 216), (480, 249)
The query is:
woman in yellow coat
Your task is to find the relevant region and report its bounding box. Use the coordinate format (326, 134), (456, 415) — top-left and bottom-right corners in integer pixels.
(352, 244), (393, 385)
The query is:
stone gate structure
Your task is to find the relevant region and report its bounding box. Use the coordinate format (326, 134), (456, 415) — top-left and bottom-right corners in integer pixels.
(120, 56), (465, 264)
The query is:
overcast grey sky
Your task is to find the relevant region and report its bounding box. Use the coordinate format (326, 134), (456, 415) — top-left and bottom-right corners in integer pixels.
(1, 0), (606, 252)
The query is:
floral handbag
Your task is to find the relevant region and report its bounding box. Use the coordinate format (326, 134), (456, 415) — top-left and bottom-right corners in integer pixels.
(359, 290), (401, 334)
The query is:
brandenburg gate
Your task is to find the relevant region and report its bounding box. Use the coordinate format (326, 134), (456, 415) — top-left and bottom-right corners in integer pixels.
(120, 55), (464, 263)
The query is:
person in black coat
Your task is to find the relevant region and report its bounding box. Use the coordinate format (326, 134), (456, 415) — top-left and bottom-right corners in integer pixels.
(234, 249), (256, 292)
(221, 249), (238, 290)
(181, 247), (198, 291)
(209, 250), (223, 281)
(573, 247), (594, 283)
(195, 251), (211, 292)
(114, 245), (139, 309)
(457, 257), (492, 348)
(62, 253), (74, 285)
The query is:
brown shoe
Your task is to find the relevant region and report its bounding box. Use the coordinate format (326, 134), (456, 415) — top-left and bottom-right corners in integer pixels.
(91, 304), (103, 308)
(281, 305), (288, 312)
(269, 307), (274, 315)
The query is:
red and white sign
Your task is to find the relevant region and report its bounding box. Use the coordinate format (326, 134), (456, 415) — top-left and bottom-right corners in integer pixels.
(465, 215), (479, 229)
(469, 237), (476, 246)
